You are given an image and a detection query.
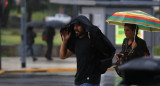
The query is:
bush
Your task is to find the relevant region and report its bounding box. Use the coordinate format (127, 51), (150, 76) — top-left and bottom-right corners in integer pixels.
(1, 29), (62, 45)
(11, 30), (20, 35)
(154, 46), (160, 56)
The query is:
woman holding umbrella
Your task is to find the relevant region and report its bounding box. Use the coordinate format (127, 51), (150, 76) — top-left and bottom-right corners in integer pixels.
(106, 10), (160, 77)
(115, 23), (150, 77)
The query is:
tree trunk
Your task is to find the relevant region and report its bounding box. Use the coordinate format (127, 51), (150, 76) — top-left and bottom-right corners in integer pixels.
(2, 0), (13, 27)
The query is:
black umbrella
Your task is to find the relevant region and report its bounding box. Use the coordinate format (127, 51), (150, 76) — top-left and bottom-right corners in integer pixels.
(26, 21), (44, 28)
(45, 20), (65, 28)
(119, 57), (160, 85)
(120, 57), (160, 71)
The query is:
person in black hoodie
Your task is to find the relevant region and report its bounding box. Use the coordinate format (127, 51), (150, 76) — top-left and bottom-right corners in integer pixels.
(26, 26), (37, 61)
(60, 15), (115, 86)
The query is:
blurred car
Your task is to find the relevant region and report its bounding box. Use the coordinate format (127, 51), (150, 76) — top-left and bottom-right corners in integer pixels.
(45, 13), (71, 24)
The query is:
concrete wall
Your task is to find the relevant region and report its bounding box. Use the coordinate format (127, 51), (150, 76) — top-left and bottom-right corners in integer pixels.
(81, 7), (106, 34)
(2, 44), (19, 56)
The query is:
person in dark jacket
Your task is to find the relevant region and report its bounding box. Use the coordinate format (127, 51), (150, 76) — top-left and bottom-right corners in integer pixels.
(44, 26), (55, 61)
(60, 15), (115, 86)
(115, 23), (150, 77)
(26, 26), (37, 61)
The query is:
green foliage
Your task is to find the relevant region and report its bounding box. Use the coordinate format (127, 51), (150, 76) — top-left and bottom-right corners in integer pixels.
(31, 11), (55, 21)
(26, 0), (49, 11)
(10, 10), (19, 15)
(11, 30), (20, 35)
(154, 46), (160, 56)
(1, 29), (21, 44)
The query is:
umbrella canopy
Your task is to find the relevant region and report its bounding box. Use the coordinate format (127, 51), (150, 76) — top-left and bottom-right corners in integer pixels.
(26, 21), (44, 28)
(119, 57), (160, 85)
(45, 20), (65, 28)
(120, 57), (160, 71)
(106, 10), (160, 32)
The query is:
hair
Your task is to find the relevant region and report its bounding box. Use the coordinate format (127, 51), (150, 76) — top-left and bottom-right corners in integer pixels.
(73, 21), (86, 31)
(124, 23), (139, 36)
(47, 26), (54, 30)
(27, 26), (33, 29)
(26, 26), (33, 32)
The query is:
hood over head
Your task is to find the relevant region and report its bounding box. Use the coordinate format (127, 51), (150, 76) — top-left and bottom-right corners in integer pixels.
(61, 15), (94, 34)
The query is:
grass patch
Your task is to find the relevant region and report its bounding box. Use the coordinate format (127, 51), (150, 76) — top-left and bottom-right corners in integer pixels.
(1, 29), (62, 45)
(2, 35), (21, 44)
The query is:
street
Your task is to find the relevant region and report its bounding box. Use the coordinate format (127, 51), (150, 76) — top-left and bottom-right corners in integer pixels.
(0, 73), (74, 86)
(0, 71), (115, 86)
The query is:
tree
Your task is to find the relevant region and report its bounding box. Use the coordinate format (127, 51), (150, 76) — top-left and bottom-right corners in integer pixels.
(1, 0), (14, 27)
(26, 0), (49, 22)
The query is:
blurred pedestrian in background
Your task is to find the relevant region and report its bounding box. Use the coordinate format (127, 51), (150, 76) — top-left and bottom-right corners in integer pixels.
(26, 26), (37, 61)
(115, 23), (150, 77)
(60, 15), (115, 86)
(42, 26), (55, 61)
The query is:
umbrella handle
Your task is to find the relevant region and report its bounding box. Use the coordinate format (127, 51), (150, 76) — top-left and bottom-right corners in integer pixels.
(134, 25), (138, 42)
(127, 49), (133, 56)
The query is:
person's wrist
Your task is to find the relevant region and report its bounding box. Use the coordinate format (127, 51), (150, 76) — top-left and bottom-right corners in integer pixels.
(64, 38), (69, 41)
(63, 39), (68, 44)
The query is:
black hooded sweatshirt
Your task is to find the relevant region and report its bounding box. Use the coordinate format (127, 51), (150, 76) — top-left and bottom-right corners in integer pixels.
(60, 15), (115, 85)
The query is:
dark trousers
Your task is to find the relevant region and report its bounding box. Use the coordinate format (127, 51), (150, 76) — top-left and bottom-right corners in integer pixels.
(45, 40), (53, 59)
(26, 44), (34, 57)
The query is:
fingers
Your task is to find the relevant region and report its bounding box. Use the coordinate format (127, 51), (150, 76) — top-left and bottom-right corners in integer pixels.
(61, 30), (71, 41)
(67, 32), (71, 39)
(68, 32), (71, 36)
(115, 53), (120, 60)
(120, 53), (124, 56)
(116, 56), (119, 60)
(61, 30), (69, 36)
(88, 32), (90, 39)
(115, 53), (124, 61)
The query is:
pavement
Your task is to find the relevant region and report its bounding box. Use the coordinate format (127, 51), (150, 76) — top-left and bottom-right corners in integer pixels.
(0, 57), (116, 86)
(1, 56), (159, 86)
(1, 56), (160, 74)
(0, 56), (115, 74)
(0, 57), (76, 74)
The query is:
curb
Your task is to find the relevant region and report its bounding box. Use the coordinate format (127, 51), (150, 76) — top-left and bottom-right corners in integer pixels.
(0, 70), (5, 74)
(0, 68), (77, 74)
(0, 67), (115, 74)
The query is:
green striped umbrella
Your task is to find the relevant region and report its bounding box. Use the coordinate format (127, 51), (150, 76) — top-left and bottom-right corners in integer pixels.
(106, 10), (160, 32)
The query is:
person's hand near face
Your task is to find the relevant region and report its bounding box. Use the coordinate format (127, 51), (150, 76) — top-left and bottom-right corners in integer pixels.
(61, 29), (71, 41)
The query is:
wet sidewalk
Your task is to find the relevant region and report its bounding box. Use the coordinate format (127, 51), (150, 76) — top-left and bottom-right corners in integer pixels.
(0, 57), (115, 74)
(0, 57), (117, 86)
(1, 56), (159, 86)
(1, 57), (77, 73)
